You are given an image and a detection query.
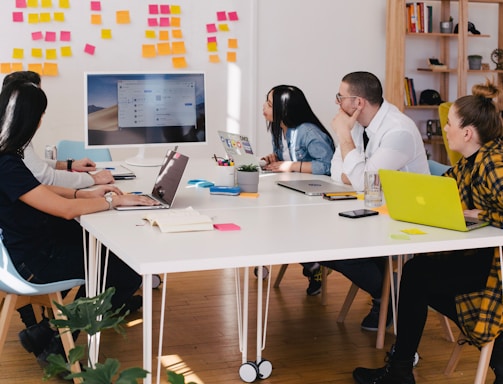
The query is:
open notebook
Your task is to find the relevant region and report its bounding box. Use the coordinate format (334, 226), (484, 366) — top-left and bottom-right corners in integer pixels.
(379, 169), (488, 232)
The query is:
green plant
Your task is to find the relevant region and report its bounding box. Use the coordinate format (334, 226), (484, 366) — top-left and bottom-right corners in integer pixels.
(167, 371), (197, 384)
(237, 163), (259, 172)
(43, 287), (149, 383)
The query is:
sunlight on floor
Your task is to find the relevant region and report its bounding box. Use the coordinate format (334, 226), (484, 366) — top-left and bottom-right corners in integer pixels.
(161, 354), (204, 384)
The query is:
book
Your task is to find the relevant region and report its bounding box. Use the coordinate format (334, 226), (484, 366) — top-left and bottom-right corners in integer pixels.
(143, 207), (213, 233)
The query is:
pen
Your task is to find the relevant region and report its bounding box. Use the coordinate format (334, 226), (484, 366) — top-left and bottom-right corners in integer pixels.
(105, 167), (115, 170)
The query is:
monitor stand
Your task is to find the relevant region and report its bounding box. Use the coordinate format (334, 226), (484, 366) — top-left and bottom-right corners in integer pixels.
(125, 147), (163, 167)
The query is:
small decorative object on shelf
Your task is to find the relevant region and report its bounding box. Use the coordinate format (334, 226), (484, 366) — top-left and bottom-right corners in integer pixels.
(468, 54), (483, 70)
(453, 21), (481, 35)
(428, 58), (447, 71)
(440, 16), (453, 34)
(491, 49), (503, 70)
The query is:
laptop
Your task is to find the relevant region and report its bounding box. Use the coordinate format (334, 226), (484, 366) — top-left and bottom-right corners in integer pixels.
(115, 150), (188, 210)
(217, 131), (270, 172)
(276, 179), (355, 196)
(379, 169), (489, 231)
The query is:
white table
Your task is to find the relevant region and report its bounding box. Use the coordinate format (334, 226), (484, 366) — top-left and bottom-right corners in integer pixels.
(81, 159), (503, 383)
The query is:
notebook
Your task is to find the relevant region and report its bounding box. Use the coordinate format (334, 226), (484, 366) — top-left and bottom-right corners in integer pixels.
(115, 149), (188, 211)
(217, 131), (270, 172)
(276, 179), (355, 196)
(378, 169), (489, 232)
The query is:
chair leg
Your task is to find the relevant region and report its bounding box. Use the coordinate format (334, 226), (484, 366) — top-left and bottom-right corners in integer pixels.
(376, 259), (391, 349)
(321, 266), (329, 306)
(444, 332), (465, 376)
(474, 339), (494, 384)
(49, 292), (81, 382)
(337, 283), (359, 323)
(273, 264), (289, 288)
(437, 312), (456, 342)
(0, 293), (18, 358)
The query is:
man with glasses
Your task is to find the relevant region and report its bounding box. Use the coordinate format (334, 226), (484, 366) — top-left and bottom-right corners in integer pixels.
(325, 71), (429, 331)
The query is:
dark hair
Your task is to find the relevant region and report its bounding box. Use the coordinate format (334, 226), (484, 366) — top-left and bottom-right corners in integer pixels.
(266, 85), (334, 150)
(453, 79), (503, 144)
(0, 81), (47, 154)
(2, 71), (41, 89)
(341, 71), (384, 106)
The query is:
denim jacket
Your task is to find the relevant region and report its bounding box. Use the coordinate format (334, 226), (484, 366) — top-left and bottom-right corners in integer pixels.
(272, 123), (335, 175)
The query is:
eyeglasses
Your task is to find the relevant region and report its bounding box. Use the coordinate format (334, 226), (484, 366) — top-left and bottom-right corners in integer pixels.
(335, 93), (358, 104)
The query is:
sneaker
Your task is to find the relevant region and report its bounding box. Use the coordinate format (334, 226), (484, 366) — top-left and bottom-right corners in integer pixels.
(305, 267), (323, 296)
(18, 317), (57, 357)
(361, 299), (393, 332)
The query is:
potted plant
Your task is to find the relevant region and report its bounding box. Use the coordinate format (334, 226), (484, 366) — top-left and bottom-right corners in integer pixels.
(236, 164), (259, 193)
(440, 16), (453, 33)
(468, 54), (483, 70)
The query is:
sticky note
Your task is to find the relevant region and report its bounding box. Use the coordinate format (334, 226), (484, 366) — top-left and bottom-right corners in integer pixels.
(40, 13), (51, 22)
(101, 29), (112, 39)
(145, 30), (156, 39)
(148, 18), (158, 27)
(390, 233), (410, 240)
(228, 38), (238, 49)
(45, 48), (57, 60)
(217, 11), (227, 21)
(206, 24), (217, 33)
(116, 10), (130, 24)
(159, 30), (169, 41)
(32, 31), (43, 40)
(13, 48), (24, 59)
(207, 42), (217, 52)
(227, 51), (237, 62)
(157, 43), (171, 55)
(84, 44), (96, 55)
(142, 44), (156, 58)
(1, 63), (12, 73)
(172, 56), (187, 68)
(60, 31), (71, 41)
(27, 0), (38, 7)
(401, 228), (427, 235)
(13, 12), (24, 22)
(60, 46), (72, 57)
(90, 1), (101, 11)
(228, 11), (239, 21)
(213, 223), (240, 231)
(27, 63), (43, 74)
(91, 14), (102, 25)
(43, 62), (58, 76)
(53, 12), (64, 22)
(45, 31), (56, 42)
(170, 5), (181, 14)
(16, 0), (27, 7)
(159, 17), (169, 27)
(172, 29), (183, 39)
(171, 17), (180, 27)
(160, 5), (170, 14)
(149, 4), (159, 14)
(171, 41), (185, 55)
(28, 13), (39, 23)
(209, 54), (220, 63)
(240, 192), (259, 198)
(11, 63), (23, 71)
(207, 36), (217, 43)
(59, 0), (70, 8)
(218, 23), (230, 32)
(31, 48), (43, 58)
(41, 0), (52, 8)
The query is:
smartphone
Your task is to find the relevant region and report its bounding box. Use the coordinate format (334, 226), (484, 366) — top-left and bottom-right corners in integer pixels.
(323, 194), (357, 201)
(339, 209), (379, 219)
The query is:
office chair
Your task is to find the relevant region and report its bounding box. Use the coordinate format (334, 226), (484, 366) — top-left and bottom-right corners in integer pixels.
(0, 232), (84, 381)
(438, 102), (462, 166)
(56, 140), (112, 162)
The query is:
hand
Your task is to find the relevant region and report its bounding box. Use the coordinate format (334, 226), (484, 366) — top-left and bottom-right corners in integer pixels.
(91, 170), (115, 185)
(80, 185), (124, 198)
(115, 194), (161, 207)
(261, 154), (277, 165)
(72, 158), (97, 172)
(331, 106), (362, 140)
(464, 209), (481, 219)
(264, 161), (293, 172)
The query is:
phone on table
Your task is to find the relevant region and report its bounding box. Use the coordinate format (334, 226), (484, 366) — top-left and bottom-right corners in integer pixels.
(323, 194), (357, 201)
(339, 209), (379, 219)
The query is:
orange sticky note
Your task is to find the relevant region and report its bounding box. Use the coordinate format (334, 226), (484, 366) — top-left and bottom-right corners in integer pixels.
(116, 10), (130, 24)
(91, 14), (102, 25)
(227, 51), (237, 62)
(209, 54), (220, 63)
(142, 44), (156, 58)
(1, 63), (12, 74)
(12, 63), (24, 71)
(27, 63), (43, 74)
(228, 38), (238, 49)
(157, 43), (171, 55)
(159, 30), (169, 41)
(171, 41), (185, 55)
(171, 17), (180, 27)
(240, 192), (259, 198)
(172, 29), (183, 39)
(43, 62), (58, 76)
(172, 56), (187, 68)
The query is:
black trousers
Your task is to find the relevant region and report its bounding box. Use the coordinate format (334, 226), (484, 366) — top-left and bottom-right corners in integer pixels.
(393, 248), (493, 360)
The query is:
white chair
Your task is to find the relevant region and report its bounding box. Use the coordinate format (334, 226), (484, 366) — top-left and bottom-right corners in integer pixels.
(0, 231), (84, 380)
(56, 140), (112, 162)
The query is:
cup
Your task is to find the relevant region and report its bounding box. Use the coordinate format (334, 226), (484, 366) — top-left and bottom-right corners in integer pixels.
(215, 165), (235, 187)
(364, 171), (383, 208)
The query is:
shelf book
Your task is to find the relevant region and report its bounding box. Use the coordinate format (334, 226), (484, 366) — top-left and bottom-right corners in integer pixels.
(406, 2), (432, 33)
(404, 77), (418, 106)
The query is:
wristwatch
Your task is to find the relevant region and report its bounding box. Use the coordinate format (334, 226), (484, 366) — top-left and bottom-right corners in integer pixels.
(67, 158), (74, 171)
(105, 192), (113, 210)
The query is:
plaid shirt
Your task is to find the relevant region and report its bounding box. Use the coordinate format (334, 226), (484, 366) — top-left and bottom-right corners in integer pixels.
(445, 138), (503, 348)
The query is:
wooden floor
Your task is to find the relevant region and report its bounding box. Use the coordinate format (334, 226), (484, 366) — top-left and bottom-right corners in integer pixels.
(0, 264), (494, 383)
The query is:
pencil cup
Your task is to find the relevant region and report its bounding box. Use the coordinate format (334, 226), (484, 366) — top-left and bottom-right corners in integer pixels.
(215, 165), (235, 187)
(364, 171), (383, 208)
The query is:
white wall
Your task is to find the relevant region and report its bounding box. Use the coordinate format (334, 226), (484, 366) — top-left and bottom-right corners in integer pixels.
(0, 1), (387, 161)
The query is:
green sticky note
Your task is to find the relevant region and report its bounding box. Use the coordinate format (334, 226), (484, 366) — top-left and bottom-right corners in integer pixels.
(390, 233), (410, 240)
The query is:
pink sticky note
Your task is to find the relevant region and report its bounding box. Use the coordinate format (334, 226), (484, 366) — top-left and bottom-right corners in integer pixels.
(149, 4), (159, 14)
(159, 17), (169, 27)
(84, 44), (95, 55)
(206, 23), (217, 33)
(216, 11), (227, 21)
(16, 0), (27, 8)
(90, 1), (101, 11)
(213, 223), (241, 231)
(207, 36), (217, 43)
(148, 18), (158, 27)
(32, 31), (43, 40)
(228, 11), (239, 21)
(13, 12), (24, 22)
(45, 31), (56, 42)
(160, 5), (170, 14)
(60, 31), (71, 41)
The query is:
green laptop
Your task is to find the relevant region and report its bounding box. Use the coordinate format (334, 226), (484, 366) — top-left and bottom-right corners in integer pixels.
(379, 169), (489, 232)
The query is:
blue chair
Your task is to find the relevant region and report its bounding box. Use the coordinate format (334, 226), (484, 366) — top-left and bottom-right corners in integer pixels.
(0, 231), (84, 379)
(56, 140), (112, 162)
(428, 159), (450, 176)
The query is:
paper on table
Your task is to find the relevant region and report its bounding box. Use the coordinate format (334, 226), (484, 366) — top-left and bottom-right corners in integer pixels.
(143, 207), (213, 233)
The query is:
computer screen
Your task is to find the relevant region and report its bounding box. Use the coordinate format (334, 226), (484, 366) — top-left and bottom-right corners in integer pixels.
(84, 71), (206, 166)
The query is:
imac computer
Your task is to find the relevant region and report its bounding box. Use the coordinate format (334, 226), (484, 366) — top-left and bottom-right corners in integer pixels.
(84, 71), (206, 166)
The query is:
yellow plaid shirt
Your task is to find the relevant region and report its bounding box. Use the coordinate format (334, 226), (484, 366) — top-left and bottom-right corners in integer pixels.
(444, 138), (503, 348)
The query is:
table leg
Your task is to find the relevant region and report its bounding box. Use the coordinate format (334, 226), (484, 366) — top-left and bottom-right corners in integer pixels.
(143, 274), (153, 384)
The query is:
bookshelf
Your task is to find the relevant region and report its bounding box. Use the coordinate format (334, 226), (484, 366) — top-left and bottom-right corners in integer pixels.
(385, 0), (503, 163)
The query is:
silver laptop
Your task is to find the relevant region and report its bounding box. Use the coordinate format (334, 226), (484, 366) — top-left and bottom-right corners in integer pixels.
(115, 150), (188, 210)
(217, 130), (271, 172)
(277, 179), (355, 196)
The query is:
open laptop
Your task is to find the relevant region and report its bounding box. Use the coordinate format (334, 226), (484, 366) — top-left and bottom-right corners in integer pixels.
(379, 169), (489, 231)
(276, 179), (355, 196)
(217, 131), (270, 172)
(115, 150), (188, 210)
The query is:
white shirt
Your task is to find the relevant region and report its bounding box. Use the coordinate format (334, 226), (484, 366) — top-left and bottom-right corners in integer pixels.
(330, 100), (429, 191)
(23, 142), (95, 189)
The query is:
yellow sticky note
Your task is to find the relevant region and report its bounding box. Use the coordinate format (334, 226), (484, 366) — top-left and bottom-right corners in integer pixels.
(60, 46), (72, 57)
(116, 10), (130, 24)
(43, 62), (58, 76)
(142, 44), (156, 58)
(45, 48), (57, 60)
(209, 54), (220, 63)
(218, 23), (230, 32)
(27, 0), (38, 7)
(171, 17), (180, 27)
(13, 48), (24, 59)
(101, 29), (112, 39)
(91, 14), (102, 25)
(170, 5), (181, 14)
(159, 30), (169, 41)
(390, 233), (410, 240)
(207, 42), (217, 52)
(53, 12), (65, 22)
(172, 56), (187, 68)
(31, 48), (43, 58)
(1, 63), (12, 74)
(172, 29), (183, 39)
(59, 0), (70, 8)
(27, 63), (43, 74)
(228, 38), (238, 49)
(40, 13), (51, 22)
(401, 228), (427, 235)
(157, 43), (171, 55)
(171, 41), (185, 55)
(227, 51), (237, 62)
(41, 0), (52, 8)
(28, 13), (39, 23)
(145, 30), (156, 39)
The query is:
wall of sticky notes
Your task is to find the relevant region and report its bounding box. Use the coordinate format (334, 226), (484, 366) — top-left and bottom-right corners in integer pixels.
(0, 1), (388, 161)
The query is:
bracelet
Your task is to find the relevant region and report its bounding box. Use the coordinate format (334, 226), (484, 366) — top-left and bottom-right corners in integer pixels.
(299, 161), (303, 173)
(73, 189), (79, 199)
(67, 158), (74, 171)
